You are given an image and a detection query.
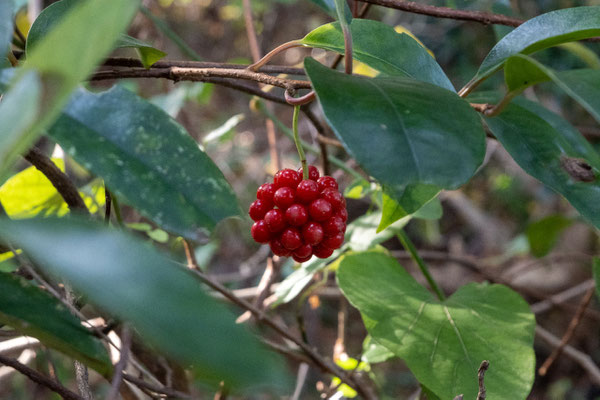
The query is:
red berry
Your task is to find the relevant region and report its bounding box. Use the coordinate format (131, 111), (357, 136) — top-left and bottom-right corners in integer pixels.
(293, 243), (312, 259)
(280, 228), (303, 250)
(296, 180), (319, 203)
(293, 253), (312, 263)
(274, 169), (301, 188)
(273, 187), (295, 209)
(302, 222), (324, 245)
(317, 176), (338, 192)
(309, 198), (333, 221)
(322, 216), (345, 236)
(270, 239), (292, 257)
(321, 189), (344, 210)
(335, 208), (348, 222)
(251, 220), (271, 243)
(323, 232), (344, 249)
(257, 183), (276, 202)
(298, 165), (320, 181)
(285, 204), (308, 226)
(249, 199), (271, 221)
(264, 209), (286, 232)
(313, 244), (334, 259)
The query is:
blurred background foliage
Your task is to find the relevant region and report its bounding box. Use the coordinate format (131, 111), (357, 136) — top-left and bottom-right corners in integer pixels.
(2, 0), (600, 398)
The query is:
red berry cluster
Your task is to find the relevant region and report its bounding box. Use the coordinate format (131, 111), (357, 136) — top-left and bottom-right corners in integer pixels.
(249, 166), (347, 263)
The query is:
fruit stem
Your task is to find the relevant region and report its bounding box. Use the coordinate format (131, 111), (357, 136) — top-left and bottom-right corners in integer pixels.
(293, 105), (309, 180)
(397, 230), (445, 301)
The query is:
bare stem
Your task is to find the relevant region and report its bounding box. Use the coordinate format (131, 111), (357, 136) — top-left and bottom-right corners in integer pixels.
(293, 106), (308, 179)
(248, 40), (305, 71)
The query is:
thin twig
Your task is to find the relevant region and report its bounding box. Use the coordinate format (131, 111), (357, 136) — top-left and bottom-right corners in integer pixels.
(122, 373), (193, 399)
(23, 147), (89, 215)
(358, 0), (523, 26)
(477, 360), (489, 400)
(538, 287), (596, 376)
(106, 326), (132, 400)
(536, 325), (600, 385)
(0, 354), (84, 400)
(178, 254), (374, 399)
(104, 187), (112, 224)
(290, 363), (310, 400)
(530, 279), (595, 314)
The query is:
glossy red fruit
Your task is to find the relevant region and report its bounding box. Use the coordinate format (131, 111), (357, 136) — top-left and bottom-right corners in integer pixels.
(273, 187), (295, 209)
(274, 168), (301, 188)
(293, 243), (312, 259)
(321, 189), (344, 210)
(270, 239), (292, 257)
(280, 228), (303, 250)
(249, 199), (271, 221)
(335, 208), (348, 222)
(296, 180), (319, 203)
(309, 198), (333, 221)
(251, 220), (271, 243)
(322, 233), (344, 249)
(302, 222), (324, 245)
(317, 176), (338, 192)
(285, 204), (308, 226)
(293, 253), (313, 263)
(313, 244), (334, 259)
(256, 183), (276, 203)
(264, 209), (286, 232)
(322, 216), (345, 236)
(298, 165), (320, 181)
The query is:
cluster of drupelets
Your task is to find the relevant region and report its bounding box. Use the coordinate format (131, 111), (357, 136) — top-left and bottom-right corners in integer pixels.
(249, 166), (348, 262)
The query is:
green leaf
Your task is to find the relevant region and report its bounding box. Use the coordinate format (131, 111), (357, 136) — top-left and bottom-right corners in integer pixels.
(301, 20), (454, 91)
(0, 272), (111, 375)
(0, 70), (41, 176)
(306, 0), (352, 23)
(476, 6), (600, 81)
(377, 185), (440, 233)
(117, 34), (167, 68)
(305, 58), (485, 199)
(337, 251), (535, 400)
(0, 217), (290, 389)
(484, 97), (600, 230)
(0, 0), (138, 178)
(0, 0), (13, 53)
(526, 215), (573, 258)
(47, 86), (241, 240)
(28, 1), (164, 68)
(505, 55), (600, 125)
(333, 0), (351, 28)
(558, 42), (600, 69)
(593, 258), (600, 299)
(362, 336), (395, 364)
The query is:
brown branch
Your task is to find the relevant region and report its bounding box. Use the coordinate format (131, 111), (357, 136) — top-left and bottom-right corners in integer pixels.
(358, 0), (523, 26)
(538, 287), (596, 376)
(0, 354), (84, 400)
(23, 148), (89, 215)
(477, 360), (489, 400)
(92, 67), (311, 91)
(122, 373), (192, 399)
(106, 326), (132, 400)
(103, 58), (305, 76)
(179, 248), (375, 399)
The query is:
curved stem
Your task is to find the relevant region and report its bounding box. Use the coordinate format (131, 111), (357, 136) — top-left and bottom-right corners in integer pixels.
(292, 106), (308, 179)
(483, 91), (519, 117)
(248, 40), (305, 71)
(397, 230), (445, 301)
(285, 90), (316, 106)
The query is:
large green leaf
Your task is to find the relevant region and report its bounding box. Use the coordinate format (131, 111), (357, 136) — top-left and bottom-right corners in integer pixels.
(301, 20), (454, 91)
(26, 0), (164, 68)
(505, 55), (600, 125)
(0, 0), (13, 53)
(0, 272), (111, 375)
(305, 58), (485, 200)
(0, 0), (138, 178)
(0, 217), (289, 389)
(47, 86), (241, 239)
(337, 251), (535, 400)
(484, 97), (600, 229)
(476, 6), (600, 82)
